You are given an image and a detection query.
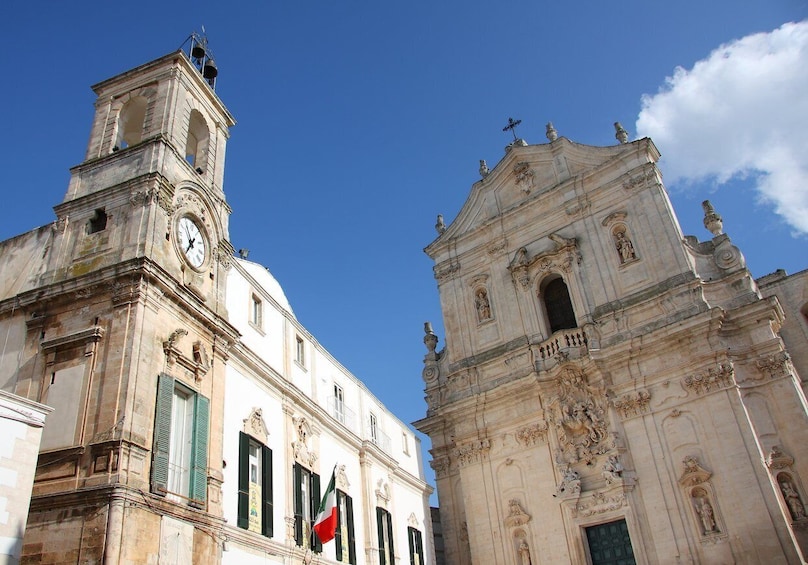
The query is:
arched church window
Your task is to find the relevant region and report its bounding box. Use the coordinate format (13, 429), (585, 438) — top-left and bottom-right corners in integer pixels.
(185, 110), (209, 172)
(542, 276), (577, 333)
(116, 96), (147, 150)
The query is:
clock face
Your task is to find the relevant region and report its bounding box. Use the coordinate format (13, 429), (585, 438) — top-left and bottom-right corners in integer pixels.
(177, 216), (207, 268)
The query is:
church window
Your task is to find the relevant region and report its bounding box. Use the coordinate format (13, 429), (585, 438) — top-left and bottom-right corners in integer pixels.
(116, 96), (147, 150)
(542, 276), (577, 333)
(376, 507), (395, 565)
(87, 209), (107, 234)
(293, 463), (322, 552)
(185, 109), (209, 171)
(296, 335), (306, 367)
(335, 490), (357, 563)
(238, 431), (273, 536)
(250, 294), (263, 330)
(151, 373), (209, 506)
(407, 526), (424, 565)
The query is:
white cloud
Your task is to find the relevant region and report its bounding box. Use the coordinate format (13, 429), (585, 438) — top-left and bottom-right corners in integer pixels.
(636, 21), (808, 234)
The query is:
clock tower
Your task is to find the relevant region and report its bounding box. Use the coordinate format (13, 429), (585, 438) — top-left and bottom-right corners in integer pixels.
(11, 41), (241, 563)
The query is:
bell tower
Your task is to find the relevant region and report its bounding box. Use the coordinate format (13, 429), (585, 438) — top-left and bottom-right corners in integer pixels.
(15, 38), (241, 564)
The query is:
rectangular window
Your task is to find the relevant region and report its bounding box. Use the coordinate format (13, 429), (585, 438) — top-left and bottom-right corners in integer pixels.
(335, 490), (357, 564)
(408, 527), (424, 565)
(294, 463), (322, 553)
(250, 294), (263, 329)
(151, 373), (209, 507)
(376, 507), (395, 565)
(334, 384), (345, 424)
(370, 413), (379, 445)
(402, 432), (410, 456)
(296, 336), (305, 367)
(238, 432), (273, 537)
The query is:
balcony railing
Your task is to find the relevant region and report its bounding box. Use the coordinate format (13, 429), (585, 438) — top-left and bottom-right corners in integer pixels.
(326, 396), (356, 432)
(535, 327), (589, 370)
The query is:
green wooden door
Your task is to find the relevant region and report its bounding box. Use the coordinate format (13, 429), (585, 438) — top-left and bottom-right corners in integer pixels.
(585, 519), (636, 565)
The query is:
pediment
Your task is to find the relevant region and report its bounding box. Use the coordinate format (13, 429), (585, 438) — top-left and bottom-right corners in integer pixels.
(425, 138), (658, 257)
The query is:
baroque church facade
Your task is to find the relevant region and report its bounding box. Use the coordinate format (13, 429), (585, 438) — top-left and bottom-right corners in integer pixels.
(0, 46), (432, 564)
(415, 127), (808, 564)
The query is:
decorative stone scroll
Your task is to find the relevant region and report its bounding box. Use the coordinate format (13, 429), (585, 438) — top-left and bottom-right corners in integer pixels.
(453, 439), (491, 467)
(504, 499), (531, 528)
(683, 362), (733, 395)
(508, 236), (582, 290)
(766, 445), (795, 470)
(163, 329), (209, 382)
(375, 479), (391, 507)
(612, 390), (651, 419)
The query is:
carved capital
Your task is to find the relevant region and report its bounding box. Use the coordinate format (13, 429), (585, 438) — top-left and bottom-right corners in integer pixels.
(453, 439), (491, 467)
(515, 421), (549, 446)
(683, 362), (733, 395)
(613, 389), (651, 419)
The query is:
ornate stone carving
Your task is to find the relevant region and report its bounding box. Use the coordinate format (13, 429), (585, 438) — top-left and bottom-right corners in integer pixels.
(453, 439), (491, 467)
(614, 122), (629, 144)
(554, 465), (581, 498)
(130, 187), (160, 208)
(214, 241), (234, 270)
(612, 389), (650, 419)
(513, 162), (535, 194)
(679, 456), (712, 487)
(508, 238), (582, 290)
(622, 166), (658, 191)
(602, 455), (624, 485)
(613, 228), (638, 264)
(422, 322), (441, 385)
(601, 211), (627, 227)
(546, 122), (558, 142)
(756, 352), (791, 380)
(336, 464), (350, 491)
(243, 408), (269, 444)
(573, 491), (627, 517)
(429, 457), (451, 479)
(504, 499), (531, 528)
(163, 329), (188, 359)
(434, 260), (461, 282)
(702, 200), (723, 236)
(515, 421), (549, 446)
(292, 416), (317, 468)
(375, 479), (391, 506)
(479, 160), (490, 179)
(548, 368), (610, 465)
(52, 216), (69, 234)
(435, 214), (446, 234)
(766, 445), (795, 470)
(683, 362), (733, 395)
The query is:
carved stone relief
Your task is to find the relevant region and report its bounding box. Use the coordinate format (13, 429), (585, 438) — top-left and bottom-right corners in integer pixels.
(572, 491), (627, 518)
(513, 162), (535, 194)
(430, 457), (451, 479)
(504, 499), (531, 528)
(613, 390), (651, 419)
(453, 439), (491, 467)
(434, 261), (461, 282)
(508, 237), (582, 290)
(336, 464), (350, 491)
(292, 416), (317, 468)
(243, 408), (268, 444)
(375, 478), (391, 507)
(547, 368), (610, 465)
(515, 421), (549, 446)
(756, 352), (792, 380)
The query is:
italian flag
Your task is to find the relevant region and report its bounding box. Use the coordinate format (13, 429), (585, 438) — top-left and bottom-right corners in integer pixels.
(313, 467), (338, 544)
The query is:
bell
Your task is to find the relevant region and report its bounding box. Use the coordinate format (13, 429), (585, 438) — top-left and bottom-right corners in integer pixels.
(191, 43), (206, 60)
(203, 59), (218, 79)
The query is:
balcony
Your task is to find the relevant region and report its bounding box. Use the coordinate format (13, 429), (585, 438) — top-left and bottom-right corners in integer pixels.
(534, 327), (589, 372)
(326, 396), (357, 433)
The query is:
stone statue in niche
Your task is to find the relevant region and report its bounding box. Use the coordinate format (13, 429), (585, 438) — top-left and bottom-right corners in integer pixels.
(780, 480), (807, 520)
(614, 229), (637, 263)
(692, 489), (717, 534)
(474, 288), (492, 322)
(518, 539), (532, 565)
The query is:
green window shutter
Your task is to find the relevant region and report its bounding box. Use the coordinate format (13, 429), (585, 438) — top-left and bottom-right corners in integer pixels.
(408, 527), (415, 565)
(293, 463), (303, 546)
(311, 472), (322, 553)
(262, 446), (273, 537)
(386, 510), (395, 563)
(335, 491), (344, 559)
(416, 529), (423, 563)
(376, 507), (386, 565)
(189, 393), (209, 506)
(237, 432), (250, 529)
(151, 373), (174, 495)
(346, 494), (356, 565)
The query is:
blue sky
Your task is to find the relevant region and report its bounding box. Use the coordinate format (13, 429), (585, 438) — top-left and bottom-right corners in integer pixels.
(2, 1), (806, 501)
